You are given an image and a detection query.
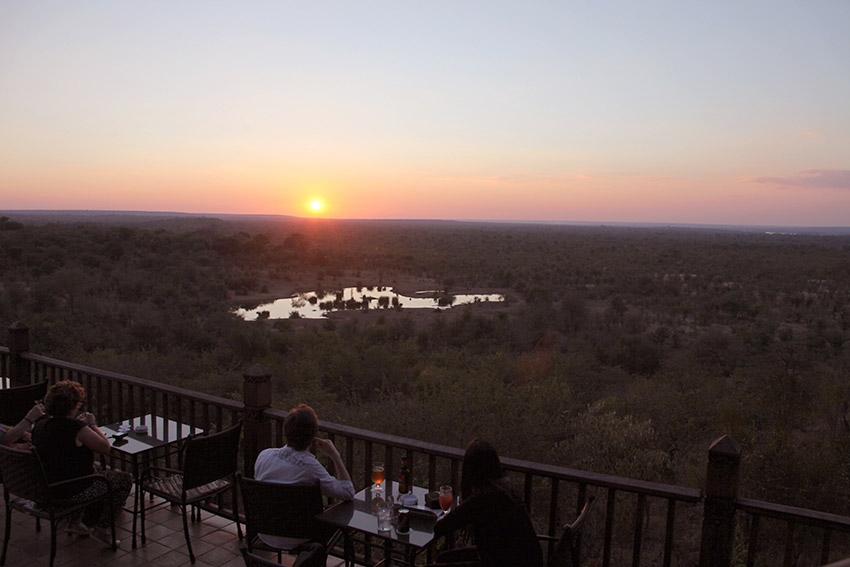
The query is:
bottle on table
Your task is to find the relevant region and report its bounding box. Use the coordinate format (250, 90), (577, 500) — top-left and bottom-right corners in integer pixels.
(398, 454), (411, 494)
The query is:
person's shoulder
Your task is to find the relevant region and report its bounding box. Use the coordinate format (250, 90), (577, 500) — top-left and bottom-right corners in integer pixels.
(41, 416), (81, 431)
(483, 479), (525, 507)
(255, 447), (281, 462)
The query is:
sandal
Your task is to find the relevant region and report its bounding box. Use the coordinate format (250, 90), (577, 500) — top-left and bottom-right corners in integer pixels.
(65, 520), (90, 536)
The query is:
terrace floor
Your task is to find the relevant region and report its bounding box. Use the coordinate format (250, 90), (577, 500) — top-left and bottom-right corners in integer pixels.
(1, 496), (347, 567)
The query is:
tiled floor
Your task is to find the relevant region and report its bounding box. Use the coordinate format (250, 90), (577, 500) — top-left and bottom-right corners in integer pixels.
(0, 497), (347, 567)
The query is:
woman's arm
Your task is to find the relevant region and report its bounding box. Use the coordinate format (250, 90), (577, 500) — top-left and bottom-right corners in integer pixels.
(0, 403), (44, 446)
(434, 493), (477, 537)
(75, 412), (112, 454)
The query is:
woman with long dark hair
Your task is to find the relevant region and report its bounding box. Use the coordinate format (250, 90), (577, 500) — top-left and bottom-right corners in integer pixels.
(434, 438), (543, 567)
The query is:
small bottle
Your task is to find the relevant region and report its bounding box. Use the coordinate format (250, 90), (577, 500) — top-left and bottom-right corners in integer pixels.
(398, 455), (411, 494)
(397, 508), (410, 534)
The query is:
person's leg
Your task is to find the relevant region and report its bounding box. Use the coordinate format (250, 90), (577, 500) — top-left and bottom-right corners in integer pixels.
(95, 470), (133, 527)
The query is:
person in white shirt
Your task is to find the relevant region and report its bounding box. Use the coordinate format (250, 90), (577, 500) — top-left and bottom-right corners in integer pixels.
(253, 403), (354, 549)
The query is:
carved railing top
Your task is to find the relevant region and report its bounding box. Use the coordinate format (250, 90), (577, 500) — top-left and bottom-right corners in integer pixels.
(19, 352), (243, 411)
(737, 497), (850, 530)
(268, 410), (703, 501)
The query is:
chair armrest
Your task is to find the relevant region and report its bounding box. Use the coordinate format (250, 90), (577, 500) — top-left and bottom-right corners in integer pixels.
(48, 473), (112, 499)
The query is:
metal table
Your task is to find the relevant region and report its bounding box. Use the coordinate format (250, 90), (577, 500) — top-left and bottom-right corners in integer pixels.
(102, 414), (203, 548)
(318, 484), (438, 566)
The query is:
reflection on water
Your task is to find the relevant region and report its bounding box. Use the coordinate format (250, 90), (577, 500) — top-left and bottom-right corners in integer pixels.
(235, 286), (505, 321)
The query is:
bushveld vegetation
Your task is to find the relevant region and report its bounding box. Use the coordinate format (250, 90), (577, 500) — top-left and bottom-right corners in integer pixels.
(1, 214), (849, 517)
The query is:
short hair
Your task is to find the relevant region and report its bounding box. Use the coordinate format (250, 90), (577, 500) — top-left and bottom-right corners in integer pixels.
(44, 381), (85, 418)
(284, 404), (318, 450)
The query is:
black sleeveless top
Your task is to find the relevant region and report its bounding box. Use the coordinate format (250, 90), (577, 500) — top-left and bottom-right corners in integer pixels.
(32, 417), (95, 496)
(434, 480), (544, 567)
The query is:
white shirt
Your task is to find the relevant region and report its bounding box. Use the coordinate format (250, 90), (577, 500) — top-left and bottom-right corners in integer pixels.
(253, 445), (355, 549)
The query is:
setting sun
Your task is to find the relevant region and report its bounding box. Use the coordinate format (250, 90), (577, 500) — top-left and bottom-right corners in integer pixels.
(310, 200), (322, 212)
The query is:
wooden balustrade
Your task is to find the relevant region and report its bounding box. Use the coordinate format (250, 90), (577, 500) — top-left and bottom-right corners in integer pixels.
(3, 322), (850, 566)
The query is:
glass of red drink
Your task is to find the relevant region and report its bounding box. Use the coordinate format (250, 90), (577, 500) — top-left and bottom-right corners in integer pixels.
(439, 485), (453, 515)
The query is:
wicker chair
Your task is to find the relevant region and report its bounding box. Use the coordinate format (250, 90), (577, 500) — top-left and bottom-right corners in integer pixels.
(139, 420), (243, 563)
(0, 444), (116, 567)
(238, 474), (349, 566)
(0, 381), (47, 426)
(537, 496), (596, 567)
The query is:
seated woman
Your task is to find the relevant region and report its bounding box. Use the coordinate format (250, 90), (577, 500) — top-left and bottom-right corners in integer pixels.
(434, 438), (543, 567)
(0, 401), (44, 449)
(31, 380), (132, 546)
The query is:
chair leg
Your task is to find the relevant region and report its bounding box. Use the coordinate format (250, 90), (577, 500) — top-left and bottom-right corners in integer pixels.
(139, 486), (147, 544)
(49, 517), (57, 567)
(181, 504), (195, 563)
(232, 484), (243, 540)
(1, 504), (11, 566)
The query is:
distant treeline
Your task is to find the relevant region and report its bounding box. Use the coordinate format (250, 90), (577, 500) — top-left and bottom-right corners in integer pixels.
(1, 214), (849, 516)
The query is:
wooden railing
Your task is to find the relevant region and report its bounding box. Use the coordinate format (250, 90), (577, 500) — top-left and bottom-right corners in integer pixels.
(735, 499), (850, 567)
(3, 323), (850, 567)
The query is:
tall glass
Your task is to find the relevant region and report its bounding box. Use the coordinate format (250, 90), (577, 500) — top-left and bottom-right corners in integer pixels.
(372, 462), (385, 493)
(439, 485), (453, 515)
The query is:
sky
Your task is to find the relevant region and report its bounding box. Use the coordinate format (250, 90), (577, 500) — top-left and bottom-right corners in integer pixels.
(1, 1), (849, 226)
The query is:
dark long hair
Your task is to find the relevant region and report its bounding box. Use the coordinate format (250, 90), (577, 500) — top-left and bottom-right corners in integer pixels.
(460, 438), (504, 501)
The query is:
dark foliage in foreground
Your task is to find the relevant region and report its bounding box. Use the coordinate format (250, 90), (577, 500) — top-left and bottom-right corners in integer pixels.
(1, 215), (849, 515)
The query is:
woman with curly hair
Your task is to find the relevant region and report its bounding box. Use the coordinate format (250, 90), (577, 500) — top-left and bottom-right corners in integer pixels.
(32, 380), (132, 546)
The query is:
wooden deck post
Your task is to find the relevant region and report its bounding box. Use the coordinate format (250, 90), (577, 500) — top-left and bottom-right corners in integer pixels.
(7, 322), (30, 386)
(699, 435), (742, 567)
(242, 363), (272, 478)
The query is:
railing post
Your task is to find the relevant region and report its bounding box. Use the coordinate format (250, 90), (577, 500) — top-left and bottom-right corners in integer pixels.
(242, 363), (272, 478)
(699, 435), (741, 567)
(7, 321), (31, 386)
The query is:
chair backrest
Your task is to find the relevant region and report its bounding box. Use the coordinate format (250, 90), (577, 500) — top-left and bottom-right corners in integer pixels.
(238, 474), (325, 542)
(0, 445), (50, 504)
(181, 420), (243, 492)
(0, 381), (48, 425)
(551, 495), (596, 567)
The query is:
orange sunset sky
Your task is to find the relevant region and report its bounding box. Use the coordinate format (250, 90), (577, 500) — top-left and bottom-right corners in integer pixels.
(1, 1), (849, 226)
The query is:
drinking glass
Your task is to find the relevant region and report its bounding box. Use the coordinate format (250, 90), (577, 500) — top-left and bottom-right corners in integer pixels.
(377, 504), (392, 531)
(372, 462), (385, 493)
(439, 485), (453, 515)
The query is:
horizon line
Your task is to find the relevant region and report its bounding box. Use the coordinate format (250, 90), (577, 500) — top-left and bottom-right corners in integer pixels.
(2, 209), (849, 231)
